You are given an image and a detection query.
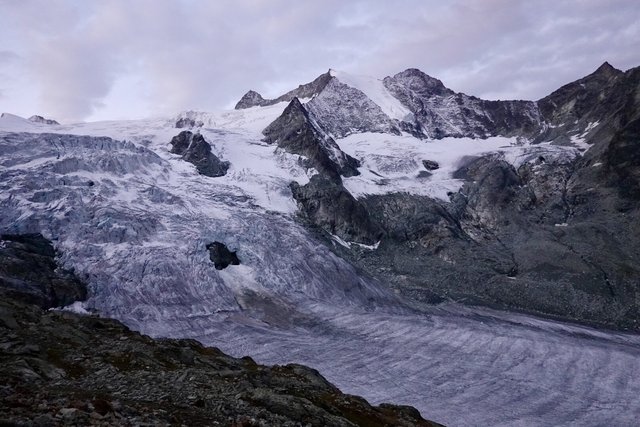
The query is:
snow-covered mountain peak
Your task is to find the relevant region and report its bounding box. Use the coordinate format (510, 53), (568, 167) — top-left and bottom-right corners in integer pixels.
(383, 68), (453, 98)
(328, 69), (414, 122)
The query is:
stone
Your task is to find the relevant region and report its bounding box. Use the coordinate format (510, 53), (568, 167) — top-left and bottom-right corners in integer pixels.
(422, 160), (439, 170)
(28, 115), (60, 125)
(0, 233), (87, 309)
(169, 131), (230, 177)
(262, 98), (360, 181)
(206, 242), (240, 270)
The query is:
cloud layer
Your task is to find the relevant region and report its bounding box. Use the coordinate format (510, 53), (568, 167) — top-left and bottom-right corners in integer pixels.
(1, 0), (639, 121)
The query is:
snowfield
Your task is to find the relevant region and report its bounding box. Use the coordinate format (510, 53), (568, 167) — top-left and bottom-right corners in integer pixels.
(1, 108), (639, 426)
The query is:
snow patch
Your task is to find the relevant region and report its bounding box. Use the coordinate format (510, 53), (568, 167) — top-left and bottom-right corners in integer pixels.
(331, 234), (380, 250)
(56, 300), (92, 315)
(336, 133), (582, 201)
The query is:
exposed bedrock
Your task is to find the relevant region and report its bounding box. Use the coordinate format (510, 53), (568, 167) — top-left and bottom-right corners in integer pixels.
(290, 175), (382, 246)
(262, 98), (360, 181)
(0, 233), (86, 309)
(206, 242), (240, 270)
(336, 146), (640, 329)
(169, 131), (230, 177)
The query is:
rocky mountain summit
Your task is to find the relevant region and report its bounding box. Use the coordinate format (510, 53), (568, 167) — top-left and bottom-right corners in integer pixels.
(237, 68), (542, 139)
(248, 62), (640, 329)
(235, 71), (333, 109)
(27, 115), (60, 125)
(262, 98), (360, 181)
(0, 233), (439, 426)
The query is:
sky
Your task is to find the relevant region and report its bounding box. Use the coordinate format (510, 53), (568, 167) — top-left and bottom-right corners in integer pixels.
(0, 0), (639, 123)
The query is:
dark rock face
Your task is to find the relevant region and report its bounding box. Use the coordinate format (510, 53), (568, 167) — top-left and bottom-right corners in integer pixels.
(383, 68), (541, 139)
(290, 175), (382, 246)
(175, 117), (204, 128)
(343, 114), (640, 329)
(536, 62), (628, 143)
(422, 160), (440, 170)
(169, 131), (230, 177)
(27, 115), (59, 125)
(0, 233), (86, 308)
(263, 98), (360, 181)
(206, 242), (240, 270)
(604, 116), (640, 199)
(235, 71), (333, 109)
(0, 292), (439, 426)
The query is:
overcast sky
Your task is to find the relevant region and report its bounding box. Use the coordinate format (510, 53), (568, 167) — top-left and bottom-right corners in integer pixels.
(1, 0), (639, 122)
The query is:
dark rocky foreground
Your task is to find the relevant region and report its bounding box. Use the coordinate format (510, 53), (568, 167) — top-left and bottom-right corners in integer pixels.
(0, 235), (440, 427)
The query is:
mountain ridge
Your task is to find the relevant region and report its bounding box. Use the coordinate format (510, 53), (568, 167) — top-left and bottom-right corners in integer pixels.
(236, 62), (631, 142)
(254, 61), (640, 330)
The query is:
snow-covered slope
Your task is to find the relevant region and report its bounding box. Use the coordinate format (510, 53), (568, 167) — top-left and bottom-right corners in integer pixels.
(335, 133), (581, 200)
(0, 117), (395, 331)
(329, 69), (413, 121)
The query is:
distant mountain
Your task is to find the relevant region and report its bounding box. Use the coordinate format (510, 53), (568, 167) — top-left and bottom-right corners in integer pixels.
(248, 62), (640, 329)
(235, 67), (541, 139)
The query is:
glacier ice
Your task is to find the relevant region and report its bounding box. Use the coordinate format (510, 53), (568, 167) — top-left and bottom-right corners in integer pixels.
(1, 109), (639, 426)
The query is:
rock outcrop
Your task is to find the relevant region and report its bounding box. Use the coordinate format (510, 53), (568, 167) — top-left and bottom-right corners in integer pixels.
(206, 241), (240, 270)
(0, 233), (86, 309)
(262, 98), (360, 181)
(28, 115), (60, 125)
(291, 175), (382, 246)
(169, 131), (230, 177)
(235, 71), (333, 109)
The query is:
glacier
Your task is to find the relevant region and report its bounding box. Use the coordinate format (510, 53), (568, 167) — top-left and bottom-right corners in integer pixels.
(1, 104), (640, 427)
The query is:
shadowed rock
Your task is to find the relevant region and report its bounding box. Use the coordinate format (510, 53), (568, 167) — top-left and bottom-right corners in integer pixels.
(290, 175), (382, 246)
(0, 233), (86, 308)
(206, 242), (240, 270)
(28, 115), (59, 125)
(175, 117), (204, 128)
(263, 98), (360, 181)
(169, 131), (230, 177)
(422, 160), (440, 170)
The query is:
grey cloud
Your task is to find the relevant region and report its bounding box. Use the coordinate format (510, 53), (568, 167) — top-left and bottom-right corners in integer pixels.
(0, 0), (639, 120)
(0, 51), (19, 64)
